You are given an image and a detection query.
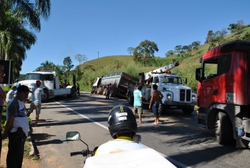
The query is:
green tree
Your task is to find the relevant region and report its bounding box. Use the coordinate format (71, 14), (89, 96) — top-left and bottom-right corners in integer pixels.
(36, 60), (55, 71)
(182, 45), (193, 57)
(0, 0), (36, 79)
(215, 29), (228, 45)
(228, 20), (244, 34)
(191, 41), (201, 50)
(63, 56), (74, 83)
(0, 0), (51, 78)
(10, 0), (51, 31)
(75, 66), (83, 81)
(228, 23), (238, 33)
(133, 40), (159, 66)
(165, 50), (174, 57)
(75, 54), (87, 65)
(127, 47), (134, 56)
(174, 45), (182, 56)
(205, 30), (214, 44)
(54, 65), (65, 82)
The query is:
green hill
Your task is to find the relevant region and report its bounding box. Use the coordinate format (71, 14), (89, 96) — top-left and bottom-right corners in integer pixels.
(76, 26), (250, 92)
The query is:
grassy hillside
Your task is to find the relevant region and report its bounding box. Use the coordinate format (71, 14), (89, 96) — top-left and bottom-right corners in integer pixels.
(74, 26), (250, 92)
(78, 55), (182, 91)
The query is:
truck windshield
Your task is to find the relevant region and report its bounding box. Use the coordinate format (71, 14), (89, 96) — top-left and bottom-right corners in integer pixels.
(25, 73), (54, 81)
(162, 76), (182, 84)
(25, 73), (43, 80)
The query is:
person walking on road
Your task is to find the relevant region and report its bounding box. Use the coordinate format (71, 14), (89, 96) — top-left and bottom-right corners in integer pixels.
(2, 85), (31, 168)
(149, 84), (164, 125)
(133, 85), (143, 124)
(28, 80), (44, 127)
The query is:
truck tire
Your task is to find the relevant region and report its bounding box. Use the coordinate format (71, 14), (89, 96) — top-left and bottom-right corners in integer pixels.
(68, 87), (76, 97)
(215, 112), (234, 145)
(127, 92), (133, 105)
(43, 89), (49, 102)
(182, 107), (194, 114)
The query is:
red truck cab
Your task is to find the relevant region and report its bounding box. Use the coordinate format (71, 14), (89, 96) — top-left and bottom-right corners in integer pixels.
(196, 40), (250, 148)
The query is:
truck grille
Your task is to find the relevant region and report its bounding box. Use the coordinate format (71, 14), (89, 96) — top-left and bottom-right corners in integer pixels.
(180, 89), (191, 102)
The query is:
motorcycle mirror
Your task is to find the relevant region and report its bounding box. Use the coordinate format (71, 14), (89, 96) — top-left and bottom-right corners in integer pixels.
(66, 131), (81, 141)
(133, 134), (141, 143)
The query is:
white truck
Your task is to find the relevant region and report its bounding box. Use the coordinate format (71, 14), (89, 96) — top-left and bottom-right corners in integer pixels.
(18, 71), (76, 102)
(127, 62), (197, 114)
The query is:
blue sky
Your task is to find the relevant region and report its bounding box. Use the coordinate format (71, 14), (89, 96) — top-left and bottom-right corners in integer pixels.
(21, 0), (250, 74)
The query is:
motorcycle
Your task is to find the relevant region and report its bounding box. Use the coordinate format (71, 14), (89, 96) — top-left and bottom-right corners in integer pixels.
(66, 131), (176, 168)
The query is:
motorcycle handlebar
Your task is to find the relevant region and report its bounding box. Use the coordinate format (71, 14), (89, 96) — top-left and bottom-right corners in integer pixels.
(70, 150), (88, 157)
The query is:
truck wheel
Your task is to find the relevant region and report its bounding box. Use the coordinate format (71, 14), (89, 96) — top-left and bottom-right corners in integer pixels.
(43, 90), (49, 102)
(215, 112), (234, 145)
(68, 87), (76, 97)
(182, 107), (194, 114)
(127, 93), (133, 105)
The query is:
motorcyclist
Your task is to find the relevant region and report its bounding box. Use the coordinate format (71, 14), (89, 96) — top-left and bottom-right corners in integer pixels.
(94, 104), (146, 156)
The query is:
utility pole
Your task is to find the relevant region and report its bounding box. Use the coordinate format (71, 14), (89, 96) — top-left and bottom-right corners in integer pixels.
(98, 52), (99, 59)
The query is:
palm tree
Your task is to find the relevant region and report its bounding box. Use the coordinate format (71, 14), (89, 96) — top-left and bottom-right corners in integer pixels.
(0, 0), (36, 79)
(0, 0), (51, 76)
(54, 65), (66, 82)
(36, 60), (55, 71)
(10, 0), (51, 31)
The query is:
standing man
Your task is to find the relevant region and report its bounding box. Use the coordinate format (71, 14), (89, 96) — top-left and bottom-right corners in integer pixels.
(77, 83), (80, 96)
(0, 63), (6, 159)
(2, 85), (31, 168)
(6, 85), (17, 104)
(28, 80), (44, 127)
(149, 84), (164, 125)
(133, 85), (143, 124)
(105, 84), (110, 99)
(109, 83), (113, 98)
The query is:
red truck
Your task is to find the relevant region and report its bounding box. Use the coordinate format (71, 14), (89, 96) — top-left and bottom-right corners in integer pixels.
(195, 40), (250, 148)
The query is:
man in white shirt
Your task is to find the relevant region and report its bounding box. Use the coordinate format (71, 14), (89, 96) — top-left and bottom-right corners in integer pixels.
(28, 80), (44, 126)
(95, 105), (146, 156)
(3, 85), (30, 168)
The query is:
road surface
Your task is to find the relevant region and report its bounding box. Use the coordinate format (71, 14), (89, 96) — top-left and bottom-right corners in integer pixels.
(29, 92), (249, 168)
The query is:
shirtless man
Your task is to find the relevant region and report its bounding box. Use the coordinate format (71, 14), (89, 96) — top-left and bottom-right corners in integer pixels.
(149, 84), (164, 125)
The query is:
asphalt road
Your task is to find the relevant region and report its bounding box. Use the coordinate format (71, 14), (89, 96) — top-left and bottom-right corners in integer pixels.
(29, 92), (250, 168)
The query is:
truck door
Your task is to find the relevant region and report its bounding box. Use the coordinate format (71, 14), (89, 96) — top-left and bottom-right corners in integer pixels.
(199, 55), (232, 108)
(43, 74), (54, 90)
(199, 60), (218, 108)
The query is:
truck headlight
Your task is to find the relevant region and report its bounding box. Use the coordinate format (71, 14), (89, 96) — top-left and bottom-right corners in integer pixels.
(167, 94), (171, 100)
(192, 95), (196, 101)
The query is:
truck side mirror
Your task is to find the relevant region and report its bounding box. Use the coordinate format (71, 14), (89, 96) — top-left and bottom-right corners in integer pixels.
(195, 68), (202, 82)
